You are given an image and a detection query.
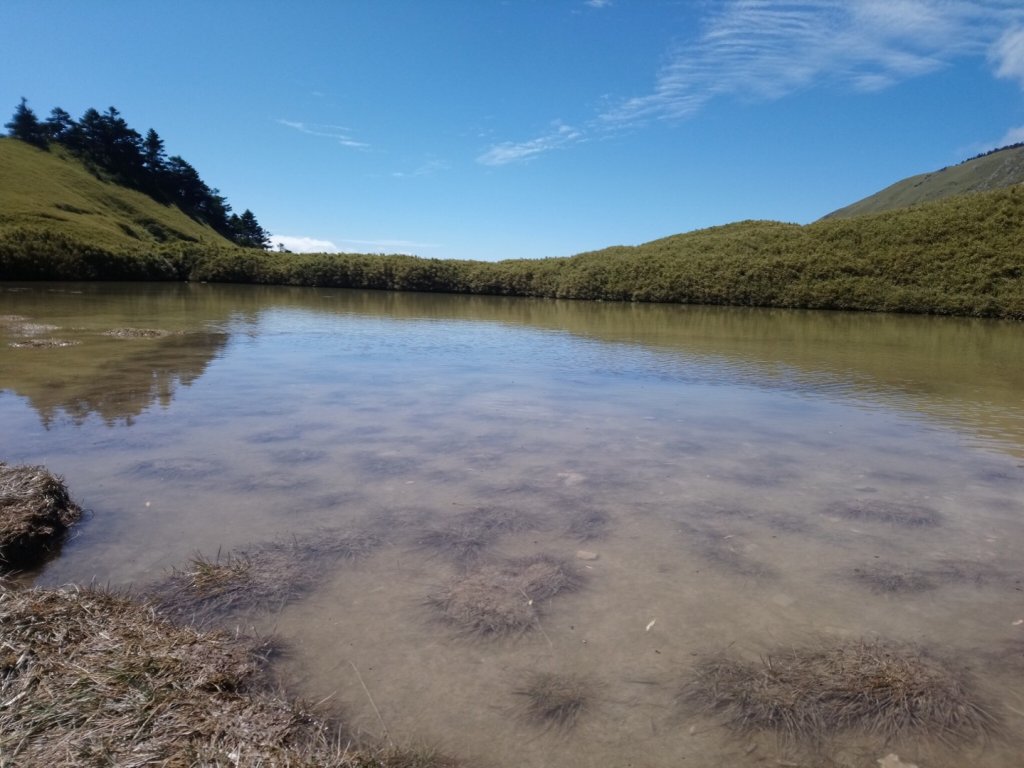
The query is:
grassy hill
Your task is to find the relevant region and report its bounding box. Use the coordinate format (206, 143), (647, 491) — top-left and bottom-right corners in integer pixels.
(0, 138), (232, 249)
(0, 137), (238, 280)
(823, 143), (1024, 220)
(2, 136), (1022, 319)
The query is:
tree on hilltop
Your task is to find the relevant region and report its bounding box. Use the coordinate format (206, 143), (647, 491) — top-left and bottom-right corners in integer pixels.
(142, 128), (166, 173)
(43, 107), (75, 142)
(4, 97), (46, 147)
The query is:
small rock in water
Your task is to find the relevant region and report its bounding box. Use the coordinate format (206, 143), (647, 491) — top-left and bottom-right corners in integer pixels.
(575, 550), (599, 561)
(877, 754), (919, 768)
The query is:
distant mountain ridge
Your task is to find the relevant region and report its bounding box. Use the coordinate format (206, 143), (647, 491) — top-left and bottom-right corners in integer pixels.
(823, 143), (1024, 220)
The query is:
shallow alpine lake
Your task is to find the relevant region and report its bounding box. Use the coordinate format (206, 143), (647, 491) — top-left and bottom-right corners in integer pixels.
(2, 281), (1023, 767)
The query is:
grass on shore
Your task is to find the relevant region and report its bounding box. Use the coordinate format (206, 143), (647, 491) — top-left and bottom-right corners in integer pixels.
(0, 585), (462, 768)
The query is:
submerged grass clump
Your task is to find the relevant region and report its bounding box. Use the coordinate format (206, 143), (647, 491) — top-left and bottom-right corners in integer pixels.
(417, 524), (499, 569)
(150, 529), (383, 622)
(565, 508), (610, 541)
(0, 461), (83, 568)
(681, 639), (997, 746)
(8, 337), (80, 348)
(844, 558), (1007, 595)
(428, 554), (583, 638)
(514, 671), (594, 729)
(825, 500), (941, 527)
(458, 505), (541, 535)
(846, 565), (938, 595)
(102, 327), (178, 338)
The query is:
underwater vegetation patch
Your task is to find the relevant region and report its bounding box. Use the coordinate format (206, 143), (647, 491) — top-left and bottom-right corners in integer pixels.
(681, 639), (998, 746)
(824, 499), (941, 527)
(151, 529), (383, 622)
(428, 554), (583, 638)
(514, 671), (595, 730)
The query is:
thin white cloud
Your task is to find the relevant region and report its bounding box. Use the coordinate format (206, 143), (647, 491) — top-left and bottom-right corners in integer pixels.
(391, 159), (449, 178)
(991, 25), (1024, 86)
(277, 119), (369, 149)
(477, 121), (582, 166)
(601, 1), (1024, 125)
(586, 0), (613, 7)
(271, 235), (340, 253)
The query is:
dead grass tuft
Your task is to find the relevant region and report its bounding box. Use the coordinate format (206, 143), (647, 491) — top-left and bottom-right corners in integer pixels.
(0, 586), (332, 766)
(428, 555), (583, 638)
(0, 462), (83, 568)
(681, 639), (997, 746)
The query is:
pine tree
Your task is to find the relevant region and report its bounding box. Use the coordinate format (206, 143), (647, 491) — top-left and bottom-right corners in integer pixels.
(142, 129), (166, 173)
(230, 209), (271, 249)
(43, 107), (76, 142)
(4, 98), (47, 147)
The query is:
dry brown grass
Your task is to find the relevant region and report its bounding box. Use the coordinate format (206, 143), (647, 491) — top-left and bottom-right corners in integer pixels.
(681, 639), (998, 747)
(428, 555), (583, 638)
(0, 462), (83, 568)
(0, 585), (332, 766)
(0, 585), (464, 768)
(514, 672), (594, 729)
(150, 530), (383, 622)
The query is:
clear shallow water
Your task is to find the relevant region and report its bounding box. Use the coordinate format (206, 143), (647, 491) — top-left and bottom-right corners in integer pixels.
(1, 282), (1023, 767)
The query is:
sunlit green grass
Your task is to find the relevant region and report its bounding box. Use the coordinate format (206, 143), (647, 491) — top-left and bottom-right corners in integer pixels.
(2, 136), (1022, 319)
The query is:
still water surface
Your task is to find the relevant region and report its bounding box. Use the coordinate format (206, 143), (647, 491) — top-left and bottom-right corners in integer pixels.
(1, 282), (1023, 767)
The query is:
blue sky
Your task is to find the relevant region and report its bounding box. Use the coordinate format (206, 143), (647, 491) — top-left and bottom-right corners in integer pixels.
(5, 1), (1024, 260)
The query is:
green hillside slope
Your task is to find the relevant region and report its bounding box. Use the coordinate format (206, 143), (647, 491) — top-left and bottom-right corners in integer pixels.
(823, 143), (1024, 220)
(0, 137), (232, 249)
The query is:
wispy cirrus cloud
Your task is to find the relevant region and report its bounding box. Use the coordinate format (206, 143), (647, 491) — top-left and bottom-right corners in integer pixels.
(476, 121), (583, 166)
(586, 0), (613, 8)
(391, 159), (449, 178)
(277, 119), (369, 149)
(601, 1), (1024, 125)
(991, 24), (1024, 86)
(479, 2), (1024, 167)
